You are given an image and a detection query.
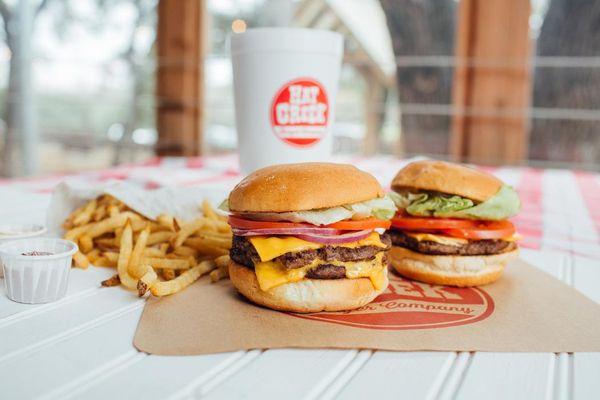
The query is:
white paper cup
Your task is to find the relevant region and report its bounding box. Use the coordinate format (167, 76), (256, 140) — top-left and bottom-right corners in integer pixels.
(0, 224), (47, 278)
(231, 28), (343, 174)
(0, 238), (78, 304)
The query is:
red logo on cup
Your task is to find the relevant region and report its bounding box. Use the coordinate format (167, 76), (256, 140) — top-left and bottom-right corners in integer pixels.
(270, 78), (329, 147)
(290, 271), (494, 330)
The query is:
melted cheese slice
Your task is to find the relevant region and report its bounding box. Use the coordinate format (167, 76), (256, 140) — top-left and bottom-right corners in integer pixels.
(249, 232), (386, 262)
(405, 232), (468, 246)
(504, 233), (523, 242)
(255, 252), (387, 292)
(405, 232), (522, 245)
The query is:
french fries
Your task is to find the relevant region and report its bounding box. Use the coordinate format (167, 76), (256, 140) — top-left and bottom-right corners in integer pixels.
(150, 260), (216, 296)
(137, 266), (158, 296)
(62, 194), (232, 297)
(73, 251), (90, 269)
(210, 255), (231, 282)
(116, 221), (138, 290)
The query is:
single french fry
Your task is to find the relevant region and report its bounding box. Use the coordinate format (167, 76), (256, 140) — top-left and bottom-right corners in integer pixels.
(93, 204), (107, 222)
(202, 200), (219, 220)
(73, 199), (97, 226)
(147, 231), (175, 246)
(161, 268), (176, 280)
(157, 214), (175, 231)
(143, 247), (166, 257)
(191, 235), (231, 249)
(86, 248), (101, 263)
(142, 257), (190, 270)
(171, 219), (205, 248)
(95, 238), (119, 251)
(101, 274), (121, 287)
(63, 204), (85, 229)
(137, 266), (158, 297)
(130, 219), (150, 232)
(215, 255), (230, 268)
(103, 252), (120, 263)
(183, 238), (229, 256)
(73, 251), (90, 269)
(108, 205), (120, 218)
(200, 218), (230, 233)
(79, 235), (94, 254)
(151, 261), (216, 296)
(129, 227), (150, 278)
(66, 211), (141, 241)
(209, 266), (229, 282)
(116, 221), (137, 290)
(173, 245), (198, 258)
(93, 256), (115, 268)
(210, 255), (230, 282)
(159, 243), (169, 255)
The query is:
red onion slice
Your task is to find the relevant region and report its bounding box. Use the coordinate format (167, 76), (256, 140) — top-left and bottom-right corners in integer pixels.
(295, 229), (373, 244)
(232, 227), (341, 236)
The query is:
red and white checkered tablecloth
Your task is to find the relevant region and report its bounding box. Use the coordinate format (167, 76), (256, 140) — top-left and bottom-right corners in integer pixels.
(1, 154), (599, 260)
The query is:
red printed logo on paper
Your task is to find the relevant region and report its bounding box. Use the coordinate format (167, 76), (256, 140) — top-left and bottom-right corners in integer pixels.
(290, 272), (494, 330)
(270, 78), (329, 147)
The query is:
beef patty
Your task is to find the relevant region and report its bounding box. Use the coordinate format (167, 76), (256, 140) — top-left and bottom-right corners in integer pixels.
(388, 230), (516, 256)
(229, 234), (390, 280)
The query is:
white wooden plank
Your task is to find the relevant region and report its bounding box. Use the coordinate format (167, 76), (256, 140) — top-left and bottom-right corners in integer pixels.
(455, 353), (554, 400)
(436, 352), (472, 400)
(573, 353), (600, 400)
(314, 349), (373, 400)
(50, 352), (242, 400)
(334, 351), (455, 400)
(200, 349), (358, 400)
(0, 307), (143, 400)
(0, 287), (142, 364)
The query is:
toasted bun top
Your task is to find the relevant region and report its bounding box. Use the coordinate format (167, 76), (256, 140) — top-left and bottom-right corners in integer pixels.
(229, 163), (385, 213)
(391, 160), (502, 202)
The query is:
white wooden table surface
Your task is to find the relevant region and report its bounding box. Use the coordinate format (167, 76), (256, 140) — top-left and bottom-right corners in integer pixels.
(0, 155), (599, 400)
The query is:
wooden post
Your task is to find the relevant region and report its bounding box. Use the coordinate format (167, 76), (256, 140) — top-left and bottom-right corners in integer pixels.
(156, 0), (205, 157)
(450, 0), (532, 164)
(362, 68), (387, 155)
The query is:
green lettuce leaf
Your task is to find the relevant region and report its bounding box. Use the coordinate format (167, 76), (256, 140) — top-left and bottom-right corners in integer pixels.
(220, 195), (397, 225)
(389, 185), (520, 220)
(441, 185), (520, 220)
(343, 196), (397, 220)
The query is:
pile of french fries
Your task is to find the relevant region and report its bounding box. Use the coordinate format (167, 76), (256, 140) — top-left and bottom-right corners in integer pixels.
(62, 194), (231, 297)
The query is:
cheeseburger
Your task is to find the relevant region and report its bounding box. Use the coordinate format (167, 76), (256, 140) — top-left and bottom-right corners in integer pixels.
(388, 160), (521, 287)
(224, 163), (396, 313)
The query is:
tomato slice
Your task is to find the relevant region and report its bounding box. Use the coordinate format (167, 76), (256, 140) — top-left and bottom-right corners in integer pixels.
(441, 221), (516, 240)
(228, 216), (312, 230)
(391, 216), (480, 230)
(327, 218), (391, 230)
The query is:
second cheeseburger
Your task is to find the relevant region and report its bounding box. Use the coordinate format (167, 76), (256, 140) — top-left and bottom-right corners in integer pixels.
(388, 160), (521, 287)
(225, 163), (396, 313)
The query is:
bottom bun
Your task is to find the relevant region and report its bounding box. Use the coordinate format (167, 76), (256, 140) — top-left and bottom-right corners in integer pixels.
(389, 246), (519, 287)
(228, 261), (388, 313)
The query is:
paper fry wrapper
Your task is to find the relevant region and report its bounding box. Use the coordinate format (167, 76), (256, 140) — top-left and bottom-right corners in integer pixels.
(46, 181), (229, 235)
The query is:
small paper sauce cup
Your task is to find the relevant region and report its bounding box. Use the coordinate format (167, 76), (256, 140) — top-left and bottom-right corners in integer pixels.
(0, 238), (78, 304)
(0, 224), (47, 278)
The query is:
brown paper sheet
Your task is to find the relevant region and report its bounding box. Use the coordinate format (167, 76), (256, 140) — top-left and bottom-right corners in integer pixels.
(134, 259), (600, 355)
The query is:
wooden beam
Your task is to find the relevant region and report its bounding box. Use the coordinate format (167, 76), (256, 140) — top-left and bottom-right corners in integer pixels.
(156, 0), (206, 157)
(450, 0), (532, 164)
